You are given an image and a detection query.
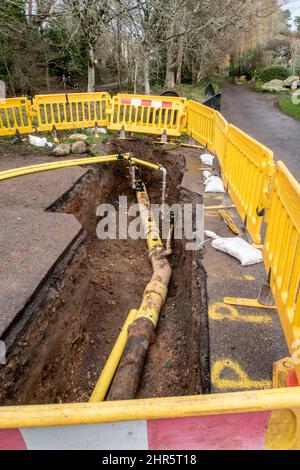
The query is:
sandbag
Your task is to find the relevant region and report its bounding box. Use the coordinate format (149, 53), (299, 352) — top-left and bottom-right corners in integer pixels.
(212, 237), (263, 266)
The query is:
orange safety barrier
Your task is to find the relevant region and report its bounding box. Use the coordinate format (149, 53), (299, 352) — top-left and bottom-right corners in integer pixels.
(107, 94), (186, 137)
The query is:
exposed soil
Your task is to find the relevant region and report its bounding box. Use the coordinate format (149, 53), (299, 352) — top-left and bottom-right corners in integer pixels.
(0, 139), (209, 405)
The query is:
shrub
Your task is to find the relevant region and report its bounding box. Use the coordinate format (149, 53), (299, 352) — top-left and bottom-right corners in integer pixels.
(260, 65), (289, 83)
(255, 79), (264, 92)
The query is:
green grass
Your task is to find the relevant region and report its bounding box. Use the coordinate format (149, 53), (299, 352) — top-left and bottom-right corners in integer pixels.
(279, 96), (300, 121)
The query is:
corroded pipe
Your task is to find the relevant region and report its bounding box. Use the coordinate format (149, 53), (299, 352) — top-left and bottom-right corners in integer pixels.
(107, 186), (172, 401)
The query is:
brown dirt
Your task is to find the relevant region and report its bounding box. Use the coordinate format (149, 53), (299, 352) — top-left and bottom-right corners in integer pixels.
(0, 139), (209, 405)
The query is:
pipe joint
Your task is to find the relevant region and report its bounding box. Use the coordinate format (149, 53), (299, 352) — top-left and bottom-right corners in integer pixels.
(135, 307), (159, 327)
(144, 280), (168, 304)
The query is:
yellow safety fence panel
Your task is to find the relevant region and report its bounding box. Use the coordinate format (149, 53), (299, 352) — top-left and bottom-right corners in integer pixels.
(33, 92), (110, 132)
(186, 100), (215, 151)
(264, 162), (300, 383)
(213, 111), (228, 179)
(107, 94), (186, 136)
(0, 97), (33, 136)
(223, 124), (274, 244)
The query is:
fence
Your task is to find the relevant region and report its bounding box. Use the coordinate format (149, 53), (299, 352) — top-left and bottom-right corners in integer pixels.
(263, 162), (300, 382)
(222, 125), (274, 245)
(213, 111), (228, 177)
(0, 98), (33, 136)
(186, 100), (215, 151)
(33, 92), (110, 132)
(107, 94), (186, 137)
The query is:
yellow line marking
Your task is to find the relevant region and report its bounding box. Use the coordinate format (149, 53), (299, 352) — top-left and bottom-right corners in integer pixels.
(212, 359), (272, 390)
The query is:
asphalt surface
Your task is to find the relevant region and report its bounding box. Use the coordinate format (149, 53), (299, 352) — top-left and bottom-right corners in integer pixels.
(199, 82), (300, 392)
(221, 81), (300, 182)
(186, 152), (289, 393)
(0, 152), (87, 337)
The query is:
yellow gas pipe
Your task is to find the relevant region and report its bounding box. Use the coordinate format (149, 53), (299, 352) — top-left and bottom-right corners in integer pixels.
(89, 309), (138, 402)
(90, 182), (172, 402)
(0, 154), (160, 182)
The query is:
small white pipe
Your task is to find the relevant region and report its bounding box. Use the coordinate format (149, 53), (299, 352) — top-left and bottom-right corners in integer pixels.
(159, 165), (168, 219)
(130, 164), (137, 190)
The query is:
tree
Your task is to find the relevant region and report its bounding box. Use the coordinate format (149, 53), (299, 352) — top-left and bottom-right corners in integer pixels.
(295, 16), (300, 32)
(65, 0), (111, 92)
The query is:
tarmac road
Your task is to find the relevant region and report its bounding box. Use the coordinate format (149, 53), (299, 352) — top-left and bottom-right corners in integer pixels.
(221, 81), (300, 182)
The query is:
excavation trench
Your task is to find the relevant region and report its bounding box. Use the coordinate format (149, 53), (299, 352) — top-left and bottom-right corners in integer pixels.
(0, 141), (209, 405)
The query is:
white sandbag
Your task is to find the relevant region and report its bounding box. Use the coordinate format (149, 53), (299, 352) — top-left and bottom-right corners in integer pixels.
(204, 176), (225, 193)
(200, 153), (214, 166)
(204, 230), (219, 240)
(212, 237), (263, 266)
(203, 171), (211, 182)
(29, 135), (48, 147)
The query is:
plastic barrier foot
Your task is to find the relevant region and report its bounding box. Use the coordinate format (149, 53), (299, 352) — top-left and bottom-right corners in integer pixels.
(52, 125), (59, 143)
(265, 358), (300, 450)
(11, 130), (24, 145)
(119, 125), (126, 139)
(204, 205), (235, 210)
(223, 297), (276, 310)
(161, 129), (168, 144)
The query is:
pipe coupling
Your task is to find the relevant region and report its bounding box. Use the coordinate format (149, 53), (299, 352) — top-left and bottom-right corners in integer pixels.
(143, 280), (168, 304)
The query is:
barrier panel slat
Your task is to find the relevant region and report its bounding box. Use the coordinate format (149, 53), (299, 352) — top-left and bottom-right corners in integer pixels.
(0, 98), (33, 136)
(33, 92), (110, 132)
(224, 125), (274, 244)
(213, 111), (228, 179)
(186, 100), (215, 151)
(264, 162), (300, 382)
(107, 94), (186, 136)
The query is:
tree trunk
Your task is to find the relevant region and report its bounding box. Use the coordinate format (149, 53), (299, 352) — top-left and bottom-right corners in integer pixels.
(117, 19), (122, 90)
(176, 49), (183, 85)
(175, 6), (186, 85)
(144, 54), (150, 94)
(164, 59), (176, 89)
(45, 54), (50, 90)
(164, 24), (177, 89)
(88, 45), (96, 93)
(134, 59), (138, 94)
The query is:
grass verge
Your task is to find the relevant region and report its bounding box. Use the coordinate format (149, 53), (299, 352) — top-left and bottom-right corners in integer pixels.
(279, 96), (300, 121)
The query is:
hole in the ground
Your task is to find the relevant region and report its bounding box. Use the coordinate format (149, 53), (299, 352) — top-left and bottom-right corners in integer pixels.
(0, 140), (209, 405)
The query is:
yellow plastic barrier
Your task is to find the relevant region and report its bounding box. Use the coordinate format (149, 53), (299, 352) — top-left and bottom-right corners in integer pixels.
(264, 162), (300, 382)
(213, 111), (228, 177)
(33, 92), (110, 132)
(107, 94), (186, 137)
(223, 125), (274, 244)
(186, 100), (215, 151)
(0, 97), (33, 136)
